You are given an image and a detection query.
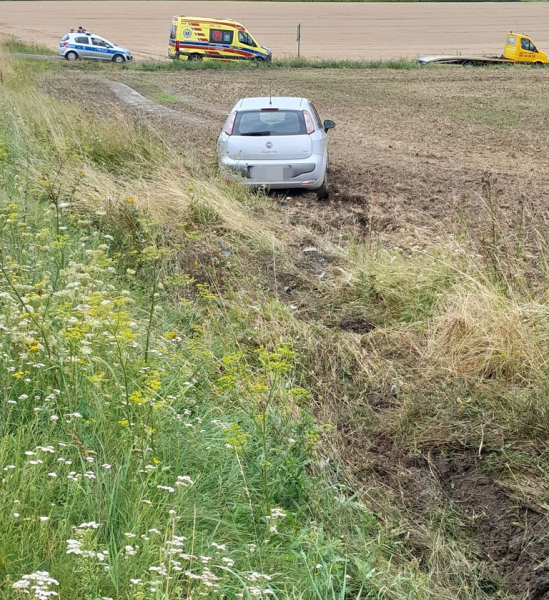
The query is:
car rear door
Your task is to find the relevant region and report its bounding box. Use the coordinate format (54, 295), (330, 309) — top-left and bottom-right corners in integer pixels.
(74, 35), (92, 58)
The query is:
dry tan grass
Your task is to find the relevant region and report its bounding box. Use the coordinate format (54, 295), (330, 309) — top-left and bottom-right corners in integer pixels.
(0, 48), (11, 83)
(428, 281), (549, 384)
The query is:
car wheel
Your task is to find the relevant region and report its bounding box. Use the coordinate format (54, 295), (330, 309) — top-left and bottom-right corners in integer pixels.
(65, 51), (78, 62)
(316, 179), (328, 201)
(112, 54), (125, 64)
(253, 56), (265, 63)
(188, 53), (202, 62)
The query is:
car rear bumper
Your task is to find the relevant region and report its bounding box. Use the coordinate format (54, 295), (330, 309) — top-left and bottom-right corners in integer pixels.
(220, 155), (326, 190)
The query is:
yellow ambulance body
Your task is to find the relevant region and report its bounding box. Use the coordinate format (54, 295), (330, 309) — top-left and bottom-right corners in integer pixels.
(168, 16), (271, 62)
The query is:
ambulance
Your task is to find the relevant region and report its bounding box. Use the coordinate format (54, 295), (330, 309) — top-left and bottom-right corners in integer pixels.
(168, 17), (272, 62)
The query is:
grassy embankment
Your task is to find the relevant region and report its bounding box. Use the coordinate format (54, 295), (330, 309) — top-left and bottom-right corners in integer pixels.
(2, 48), (549, 600)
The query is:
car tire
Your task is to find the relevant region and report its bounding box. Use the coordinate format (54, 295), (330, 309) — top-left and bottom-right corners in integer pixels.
(65, 51), (78, 61)
(316, 179), (328, 201)
(112, 54), (125, 64)
(188, 53), (202, 62)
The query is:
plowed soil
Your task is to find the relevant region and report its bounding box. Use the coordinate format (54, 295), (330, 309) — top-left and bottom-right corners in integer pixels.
(2, 1), (549, 60)
(104, 67), (549, 257)
(41, 65), (549, 257)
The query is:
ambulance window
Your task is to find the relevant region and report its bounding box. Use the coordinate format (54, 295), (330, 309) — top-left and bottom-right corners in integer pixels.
(169, 25), (177, 40)
(238, 32), (256, 47)
(75, 36), (89, 44)
(211, 29), (232, 44)
(507, 36), (516, 46)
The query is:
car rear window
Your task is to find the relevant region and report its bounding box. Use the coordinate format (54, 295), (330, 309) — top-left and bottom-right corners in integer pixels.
(61, 34), (69, 42)
(233, 110), (306, 136)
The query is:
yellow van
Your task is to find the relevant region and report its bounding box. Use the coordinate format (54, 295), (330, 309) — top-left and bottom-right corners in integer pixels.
(504, 33), (549, 65)
(168, 17), (272, 63)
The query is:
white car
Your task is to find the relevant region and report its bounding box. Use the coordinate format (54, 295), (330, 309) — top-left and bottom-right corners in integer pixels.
(217, 97), (335, 199)
(58, 32), (133, 63)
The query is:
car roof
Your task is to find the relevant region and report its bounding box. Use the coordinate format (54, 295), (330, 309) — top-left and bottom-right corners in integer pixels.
(235, 97), (309, 110)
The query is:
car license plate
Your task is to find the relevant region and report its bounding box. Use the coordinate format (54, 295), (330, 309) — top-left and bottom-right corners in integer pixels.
(251, 166), (285, 181)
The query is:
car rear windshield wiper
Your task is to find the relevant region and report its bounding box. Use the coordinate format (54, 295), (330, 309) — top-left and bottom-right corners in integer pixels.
(240, 131), (271, 136)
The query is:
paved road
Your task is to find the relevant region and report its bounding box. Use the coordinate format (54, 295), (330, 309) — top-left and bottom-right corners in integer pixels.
(1, 2), (549, 61)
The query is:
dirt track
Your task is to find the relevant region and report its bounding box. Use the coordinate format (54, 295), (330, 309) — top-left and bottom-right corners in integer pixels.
(2, 1), (549, 60)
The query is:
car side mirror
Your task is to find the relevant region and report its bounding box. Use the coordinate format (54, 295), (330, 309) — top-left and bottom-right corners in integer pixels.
(323, 119), (335, 133)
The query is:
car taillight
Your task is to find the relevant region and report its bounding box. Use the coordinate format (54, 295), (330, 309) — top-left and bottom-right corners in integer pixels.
(61, 41), (68, 47)
(303, 111), (315, 134)
(225, 111), (237, 135)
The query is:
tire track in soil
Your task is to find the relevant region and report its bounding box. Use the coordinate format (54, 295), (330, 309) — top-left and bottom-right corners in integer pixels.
(109, 82), (205, 125)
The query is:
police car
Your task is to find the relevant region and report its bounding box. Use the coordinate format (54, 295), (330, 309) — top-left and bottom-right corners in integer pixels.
(58, 32), (133, 63)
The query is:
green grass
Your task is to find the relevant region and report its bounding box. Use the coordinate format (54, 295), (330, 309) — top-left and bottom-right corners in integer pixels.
(3, 39), (55, 55)
(134, 57), (420, 71)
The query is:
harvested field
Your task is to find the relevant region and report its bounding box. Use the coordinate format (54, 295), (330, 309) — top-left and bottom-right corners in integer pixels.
(2, 1), (549, 60)
(43, 64), (549, 266)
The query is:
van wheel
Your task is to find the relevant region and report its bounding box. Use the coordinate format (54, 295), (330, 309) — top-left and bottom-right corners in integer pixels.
(316, 179), (328, 201)
(188, 53), (202, 62)
(253, 56), (265, 63)
(65, 51), (78, 61)
(112, 54), (125, 64)
(533, 61), (544, 68)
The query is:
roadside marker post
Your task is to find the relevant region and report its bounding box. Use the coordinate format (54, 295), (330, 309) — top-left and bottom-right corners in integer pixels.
(297, 22), (301, 59)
